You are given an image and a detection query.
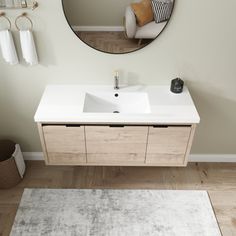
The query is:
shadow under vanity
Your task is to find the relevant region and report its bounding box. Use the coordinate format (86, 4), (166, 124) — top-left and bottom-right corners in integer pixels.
(34, 85), (200, 167)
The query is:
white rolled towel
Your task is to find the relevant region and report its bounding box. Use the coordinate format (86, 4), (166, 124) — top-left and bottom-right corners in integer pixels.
(20, 30), (38, 65)
(0, 30), (19, 65)
(12, 144), (26, 178)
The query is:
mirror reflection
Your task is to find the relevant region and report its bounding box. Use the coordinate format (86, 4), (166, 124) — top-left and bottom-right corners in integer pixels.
(62, 0), (174, 54)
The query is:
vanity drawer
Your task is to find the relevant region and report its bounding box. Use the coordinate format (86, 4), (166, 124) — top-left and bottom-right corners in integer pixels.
(42, 125), (86, 165)
(85, 126), (148, 164)
(146, 126), (192, 166)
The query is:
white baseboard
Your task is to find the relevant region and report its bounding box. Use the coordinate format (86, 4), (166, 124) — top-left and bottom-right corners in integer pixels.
(72, 25), (125, 32)
(23, 152), (236, 163)
(23, 152), (44, 161)
(189, 154), (236, 162)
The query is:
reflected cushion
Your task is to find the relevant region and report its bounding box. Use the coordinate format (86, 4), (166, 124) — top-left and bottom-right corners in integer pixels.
(131, 0), (154, 27)
(151, 0), (173, 23)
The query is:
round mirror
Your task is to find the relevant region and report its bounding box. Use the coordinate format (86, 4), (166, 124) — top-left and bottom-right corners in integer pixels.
(62, 0), (174, 54)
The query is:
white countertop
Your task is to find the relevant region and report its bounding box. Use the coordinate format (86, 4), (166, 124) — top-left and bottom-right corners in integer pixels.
(34, 85), (200, 124)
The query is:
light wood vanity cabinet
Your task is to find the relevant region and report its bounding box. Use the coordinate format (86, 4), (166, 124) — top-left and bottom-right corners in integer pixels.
(86, 126), (148, 164)
(38, 124), (196, 166)
(42, 125), (86, 165)
(146, 126), (194, 166)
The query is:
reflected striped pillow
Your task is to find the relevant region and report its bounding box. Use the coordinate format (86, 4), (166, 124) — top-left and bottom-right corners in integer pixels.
(151, 0), (173, 23)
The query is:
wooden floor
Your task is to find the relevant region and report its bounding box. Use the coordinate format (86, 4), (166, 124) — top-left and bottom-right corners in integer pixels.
(0, 161), (236, 236)
(76, 31), (152, 54)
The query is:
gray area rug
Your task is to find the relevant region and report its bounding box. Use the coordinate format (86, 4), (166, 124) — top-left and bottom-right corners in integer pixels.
(10, 189), (221, 236)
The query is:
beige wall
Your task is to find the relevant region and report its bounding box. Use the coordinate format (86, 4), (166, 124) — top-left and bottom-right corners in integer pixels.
(1, 0), (236, 154)
(63, 0), (135, 26)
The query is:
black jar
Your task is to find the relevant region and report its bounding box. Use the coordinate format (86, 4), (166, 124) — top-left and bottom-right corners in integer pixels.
(170, 78), (184, 93)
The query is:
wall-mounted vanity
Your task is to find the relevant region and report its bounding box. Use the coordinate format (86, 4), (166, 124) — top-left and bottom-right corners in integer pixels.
(34, 85), (200, 167)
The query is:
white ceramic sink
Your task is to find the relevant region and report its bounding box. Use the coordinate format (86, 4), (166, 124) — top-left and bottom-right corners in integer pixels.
(83, 92), (150, 114)
(34, 85), (200, 124)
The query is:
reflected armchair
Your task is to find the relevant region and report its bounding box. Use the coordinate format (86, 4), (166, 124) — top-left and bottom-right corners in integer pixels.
(124, 6), (167, 43)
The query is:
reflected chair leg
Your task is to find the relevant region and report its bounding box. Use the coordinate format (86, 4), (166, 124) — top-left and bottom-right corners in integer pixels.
(138, 39), (142, 46)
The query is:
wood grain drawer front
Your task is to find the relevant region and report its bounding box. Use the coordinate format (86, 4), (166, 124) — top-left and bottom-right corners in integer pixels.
(43, 125), (86, 165)
(86, 126), (148, 164)
(146, 126), (191, 166)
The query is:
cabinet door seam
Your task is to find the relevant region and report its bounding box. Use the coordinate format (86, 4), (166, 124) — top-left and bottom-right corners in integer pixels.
(144, 126), (150, 164)
(84, 126), (88, 163)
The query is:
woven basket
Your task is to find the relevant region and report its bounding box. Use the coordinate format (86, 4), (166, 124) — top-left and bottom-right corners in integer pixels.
(0, 140), (22, 189)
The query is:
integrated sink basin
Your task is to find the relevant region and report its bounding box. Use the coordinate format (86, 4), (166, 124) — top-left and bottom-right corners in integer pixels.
(83, 92), (151, 114)
(34, 85), (200, 124)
